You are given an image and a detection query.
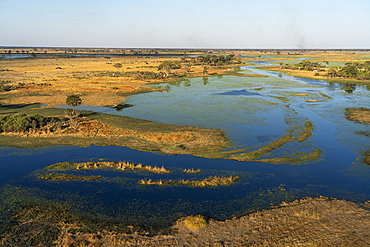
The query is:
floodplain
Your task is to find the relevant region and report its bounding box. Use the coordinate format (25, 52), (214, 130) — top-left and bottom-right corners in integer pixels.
(0, 48), (369, 245)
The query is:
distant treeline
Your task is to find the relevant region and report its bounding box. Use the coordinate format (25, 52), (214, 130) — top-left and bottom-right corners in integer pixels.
(282, 61), (370, 80)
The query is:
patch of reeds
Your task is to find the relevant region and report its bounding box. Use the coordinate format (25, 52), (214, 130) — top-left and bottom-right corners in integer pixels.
(47, 161), (170, 173)
(139, 176), (240, 187)
(183, 168), (201, 173)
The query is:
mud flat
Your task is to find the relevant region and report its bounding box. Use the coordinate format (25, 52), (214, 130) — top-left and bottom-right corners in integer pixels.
(1, 197), (370, 246)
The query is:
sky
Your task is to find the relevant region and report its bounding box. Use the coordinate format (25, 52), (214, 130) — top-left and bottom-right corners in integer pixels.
(0, 0), (369, 49)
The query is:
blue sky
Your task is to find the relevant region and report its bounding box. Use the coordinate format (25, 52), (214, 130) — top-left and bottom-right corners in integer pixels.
(0, 0), (369, 48)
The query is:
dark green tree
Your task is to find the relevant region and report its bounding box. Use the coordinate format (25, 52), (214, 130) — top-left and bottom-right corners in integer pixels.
(113, 63), (122, 71)
(66, 95), (82, 117)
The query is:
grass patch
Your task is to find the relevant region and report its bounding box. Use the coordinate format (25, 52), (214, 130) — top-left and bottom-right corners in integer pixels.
(39, 173), (102, 181)
(47, 161), (170, 173)
(139, 176), (241, 187)
(229, 135), (294, 161)
(183, 215), (208, 231)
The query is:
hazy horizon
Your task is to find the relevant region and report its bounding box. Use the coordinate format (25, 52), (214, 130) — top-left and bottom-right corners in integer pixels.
(1, 0), (369, 49)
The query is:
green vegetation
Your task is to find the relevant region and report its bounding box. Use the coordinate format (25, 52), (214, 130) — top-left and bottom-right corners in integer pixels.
(282, 61), (370, 81)
(281, 60), (327, 71)
(229, 135), (295, 161)
(0, 203), (173, 246)
(193, 54), (241, 66)
(39, 173), (102, 181)
(328, 62), (370, 80)
(66, 95), (82, 117)
(0, 113), (65, 134)
(139, 176), (241, 187)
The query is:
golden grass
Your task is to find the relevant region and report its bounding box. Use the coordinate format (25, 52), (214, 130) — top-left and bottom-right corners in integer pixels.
(345, 107), (370, 125)
(0, 55), (256, 107)
(139, 176), (241, 187)
(183, 215), (208, 231)
(47, 161), (170, 173)
(183, 168), (201, 173)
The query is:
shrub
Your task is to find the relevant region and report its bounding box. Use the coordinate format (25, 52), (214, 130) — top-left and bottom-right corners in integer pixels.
(183, 215), (208, 231)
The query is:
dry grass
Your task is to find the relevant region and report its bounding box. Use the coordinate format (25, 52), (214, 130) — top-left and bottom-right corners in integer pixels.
(139, 176), (241, 187)
(346, 107), (370, 125)
(183, 215), (208, 231)
(48, 161), (170, 173)
(0, 55), (252, 107)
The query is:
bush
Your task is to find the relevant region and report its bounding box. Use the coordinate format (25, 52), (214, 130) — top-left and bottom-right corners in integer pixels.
(183, 215), (208, 231)
(0, 114), (46, 133)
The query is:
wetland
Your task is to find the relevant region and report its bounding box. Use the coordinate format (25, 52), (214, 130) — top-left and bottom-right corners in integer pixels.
(0, 49), (370, 245)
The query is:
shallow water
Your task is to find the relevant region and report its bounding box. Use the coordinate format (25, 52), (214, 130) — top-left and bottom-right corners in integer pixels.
(1, 62), (369, 229)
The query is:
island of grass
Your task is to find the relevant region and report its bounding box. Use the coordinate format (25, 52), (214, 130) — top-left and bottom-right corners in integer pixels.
(47, 161), (170, 173)
(139, 176), (241, 187)
(345, 107), (370, 125)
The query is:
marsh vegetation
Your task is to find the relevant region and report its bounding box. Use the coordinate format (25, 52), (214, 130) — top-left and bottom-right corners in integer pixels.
(139, 176), (241, 187)
(47, 161), (170, 173)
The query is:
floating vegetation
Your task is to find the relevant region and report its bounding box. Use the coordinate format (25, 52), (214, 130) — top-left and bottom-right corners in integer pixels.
(183, 215), (208, 231)
(39, 173), (102, 181)
(183, 168), (201, 173)
(139, 176), (241, 187)
(47, 161), (170, 173)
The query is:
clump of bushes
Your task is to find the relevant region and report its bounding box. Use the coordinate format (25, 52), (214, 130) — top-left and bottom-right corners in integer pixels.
(0, 114), (46, 133)
(0, 114), (66, 134)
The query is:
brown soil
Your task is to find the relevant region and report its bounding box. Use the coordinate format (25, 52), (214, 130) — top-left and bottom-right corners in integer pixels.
(346, 108), (370, 125)
(2, 197), (370, 246)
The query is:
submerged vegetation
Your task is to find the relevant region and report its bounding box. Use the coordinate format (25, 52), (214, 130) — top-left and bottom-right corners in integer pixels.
(139, 176), (241, 187)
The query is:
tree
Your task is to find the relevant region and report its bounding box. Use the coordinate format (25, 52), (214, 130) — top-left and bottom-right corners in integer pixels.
(113, 63), (122, 72)
(203, 66), (208, 75)
(66, 95), (82, 117)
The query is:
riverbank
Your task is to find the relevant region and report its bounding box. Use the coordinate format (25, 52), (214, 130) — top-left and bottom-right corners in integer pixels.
(1, 197), (369, 246)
